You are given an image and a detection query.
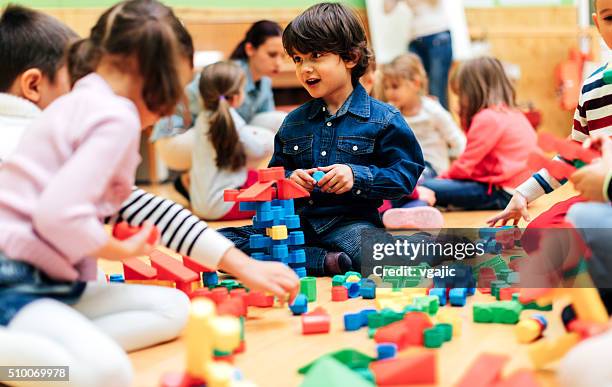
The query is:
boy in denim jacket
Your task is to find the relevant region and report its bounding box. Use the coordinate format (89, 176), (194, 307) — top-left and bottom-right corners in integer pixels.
(220, 2), (424, 276)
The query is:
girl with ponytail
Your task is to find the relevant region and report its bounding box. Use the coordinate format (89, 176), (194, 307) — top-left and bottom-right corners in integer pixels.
(190, 61), (275, 220)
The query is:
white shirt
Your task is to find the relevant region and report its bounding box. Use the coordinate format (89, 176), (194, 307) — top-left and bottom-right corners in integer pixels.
(0, 93), (40, 162)
(406, 0), (450, 39)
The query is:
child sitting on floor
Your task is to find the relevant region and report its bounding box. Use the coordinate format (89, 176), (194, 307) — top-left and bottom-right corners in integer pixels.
(190, 61), (274, 220)
(420, 56), (538, 211)
(219, 2), (425, 276)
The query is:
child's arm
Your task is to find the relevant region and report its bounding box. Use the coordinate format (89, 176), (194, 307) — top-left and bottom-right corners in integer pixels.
(32, 114), (140, 264)
(341, 112), (425, 200)
(105, 188), (234, 269)
(570, 135), (612, 202)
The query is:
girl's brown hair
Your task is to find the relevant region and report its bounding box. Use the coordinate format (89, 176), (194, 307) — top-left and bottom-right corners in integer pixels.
(382, 53), (429, 95)
(452, 56), (516, 130)
(67, 0), (183, 116)
(199, 61), (247, 171)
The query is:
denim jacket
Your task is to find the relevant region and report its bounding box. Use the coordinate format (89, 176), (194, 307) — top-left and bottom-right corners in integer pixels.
(269, 84), (424, 233)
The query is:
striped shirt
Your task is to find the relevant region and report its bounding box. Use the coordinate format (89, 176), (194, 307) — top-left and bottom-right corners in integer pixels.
(517, 63), (612, 202)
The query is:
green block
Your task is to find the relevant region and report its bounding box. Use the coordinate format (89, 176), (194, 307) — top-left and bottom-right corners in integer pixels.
(436, 323), (453, 342)
(381, 309), (405, 326)
(345, 271), (362, 279)
(298, 349), (374, 374)
(368, 327), (377, 339)
(213, 349), (232, 357)
(498, 269), (513, 282)
(240, 316), (245, 341)
(300, 357), (375, 387)
(473, 303), (493, 323)
(354, 368), (376, 383)
(506, 272), (520, 285)
(367, 313), (386, 329)
(522, 301), (553, 311)
(423, 327), (443, 348)
(332, 275), (347, 287)
(509, 255), (523, 261)
(413, 295), (439, 315)
(473, 255), (509, 278)
(490, 280), (506, 298)
(219, 279), (241, 290)
(300, 276), (317, 302)
(490, 301), (522, 324)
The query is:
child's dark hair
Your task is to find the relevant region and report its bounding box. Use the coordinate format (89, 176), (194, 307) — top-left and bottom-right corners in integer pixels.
(282, 2), (372, 85)
(67, 0), (184, 116)
(230, 20), (283, 60)
(0, 5), (77, 92)
(452, 56), (517, 130)
(199, 61), (247, 171)
(67, 6), (193, 88)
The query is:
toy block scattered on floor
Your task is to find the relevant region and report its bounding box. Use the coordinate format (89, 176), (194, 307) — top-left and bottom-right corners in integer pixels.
(112, 221), (159, 244)
(491, 369), (540, 387)
(298, 349), (374, 374)
(374, 312), (432, 349)
(290, 294), (308, 316)
(437, 309), (462, 337)
(528, 332), (581, 369)
(449, 288), (467, 307)
(376, 343), (397, 360)
(160, 298), (248, 387)
(369, 351), (436, 385)
(122, 257), (157, 280)
(473, 301), (522, 324)
(456, 353), (509, 387)
(515, 315), (547, 344)
(302, 307), (331, 335)
(300, 357), (375, 387)
(332, 286), (349, 301)
(247, 291), (274, 308)
(149, 249), (200, 294)
(344, 312), (364, 331)
(300, 277), (317, 302)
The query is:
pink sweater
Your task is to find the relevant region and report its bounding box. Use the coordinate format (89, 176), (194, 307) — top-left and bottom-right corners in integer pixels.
(439, 107), (538, 188)
(0, 73), (141, 281)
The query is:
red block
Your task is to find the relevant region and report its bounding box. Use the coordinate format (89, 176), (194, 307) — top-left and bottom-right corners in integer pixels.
(217, 297), (247, 318)
(224, 189), (240, 202)
(302, 307), (330, 334)
(492, 370), (540, 387)
(247, 291), (274, 307)
(519, 288), (552, 304)
(189, 288), (212, 300)
(258, 167), (285, 183)
(236, 181), (276, 202)
(331, 286), (348, 301)
(374, 312), (433, 349)
(369, 351), (436, 385)
(113, 221), (159, 245)
(235, 340), (246, 354)
(181, 255), (214, 273)
(160, 372), (204, 387)
(499, 288), (518, 301)
(276, 178), (310, 200)
(209, 287), (229, 305)
(122, 257), (157, 280)
(538, 133), (600, 164)
(478, 288), (492, 295)
(456, 353), (509, 387)
(478, 267), (497, 288)
(527, 153), (576, 180)
(149, 250), (199, 293)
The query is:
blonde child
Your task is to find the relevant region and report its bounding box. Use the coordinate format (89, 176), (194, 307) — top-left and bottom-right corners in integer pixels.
(383, 53), (465, 178)
(190, 61), (274, 220)
(420, 56), (538, 210)
(0, 2), (296, 385)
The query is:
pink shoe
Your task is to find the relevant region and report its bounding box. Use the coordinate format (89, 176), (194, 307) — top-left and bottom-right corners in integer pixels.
(382, 207), (444, 230)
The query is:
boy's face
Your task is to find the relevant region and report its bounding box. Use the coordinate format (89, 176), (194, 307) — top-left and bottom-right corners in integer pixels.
(291, 51), (356, 101)
(594, 0), (612, 49)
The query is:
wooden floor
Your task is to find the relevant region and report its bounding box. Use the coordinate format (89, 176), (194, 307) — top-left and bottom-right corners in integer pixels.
(103, 182), (579, 387)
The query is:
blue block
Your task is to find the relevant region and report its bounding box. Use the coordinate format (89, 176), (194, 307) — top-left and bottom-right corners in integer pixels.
(289, 294), (308, 315)
(203, 272), (218, 287)
(343, 312), (363, 331)
(360, 280), (376, 299)
(272, 238), (290, 246)
(467, 287), (476, 296)
(284, 215), (300, 229)
(109, 274), (124, 283)
(272, 245), (289, 260)
(359, 309), (377, 326)
(485, 240), (502, 254)
(239, 202), (257, 211)
(279, 199), (295, 215)
(343, 282), (361, 298)
(377, 343), (397, 360)
(256, 201), (272, 212)
(429, 288), (447, 306)
(272, 206), (284, 219)
(249, 234), (272, 249)
(294, 267), (307, 278)
(288, 249), (306, 264)
(251, 252), (266, 261)
(252, 216), (273, 229)
(313, 171), (325, 182)
(255, 210), (273, 222)
(288, 231), (305, 245)
(449, 288), (467, 306)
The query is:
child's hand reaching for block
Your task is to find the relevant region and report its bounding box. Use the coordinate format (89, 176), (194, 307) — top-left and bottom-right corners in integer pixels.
(290, 168), (318, 191)
(317, 164), (354, 194)
(218, 247), (300, 301)
(570, 135), (612, 202)
(93, 221), (157, 261)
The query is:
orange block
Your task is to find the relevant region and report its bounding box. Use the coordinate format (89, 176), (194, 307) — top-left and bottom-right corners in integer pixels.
(258, 167), (285, 183)
(369, 351), (436, 385)
(456, 353), (509, 387)
(492, 370), (540, 387)
(236, 181), (275, 202)
(123, 257), (157, 280)
(276, 178), (310, 200)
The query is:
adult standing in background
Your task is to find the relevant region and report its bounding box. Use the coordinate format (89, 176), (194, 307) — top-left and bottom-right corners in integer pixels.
(153, 20), (286, 199)
(385, 0), (453, 109)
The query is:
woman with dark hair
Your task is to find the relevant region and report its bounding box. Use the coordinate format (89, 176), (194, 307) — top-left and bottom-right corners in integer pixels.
(152, 20), (286, 200)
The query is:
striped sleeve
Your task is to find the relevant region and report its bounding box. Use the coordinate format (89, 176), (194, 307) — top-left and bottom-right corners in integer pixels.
(516, 159), (566, 203)
(105, 188), (233, 269)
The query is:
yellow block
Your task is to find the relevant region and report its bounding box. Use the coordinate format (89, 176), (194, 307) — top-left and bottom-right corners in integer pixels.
(186, 299), (216, 378)
(206, 362), (236, 387)
(346, 275), (361, 283)
(515, 319), (542, 344)
(528, 333), (580, 369)
(124, 279), (175, 287)
(568, 288), (609, 324)
(267, 225), (288, 240)
(437, 309), (462, 337)
(211, 317), (241, 353)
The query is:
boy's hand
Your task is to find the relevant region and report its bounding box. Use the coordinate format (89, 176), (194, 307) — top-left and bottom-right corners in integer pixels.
(570, 135), (612, 202)
(218, 247), (300, 300)
(290, 168), (317, 191)
(317, 164), (354, 194)
(487, 192), (530, 226)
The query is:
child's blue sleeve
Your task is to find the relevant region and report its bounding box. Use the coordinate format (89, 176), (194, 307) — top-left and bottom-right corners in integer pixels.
(269, 131), (294, 178)
(345, 113), (424, 200)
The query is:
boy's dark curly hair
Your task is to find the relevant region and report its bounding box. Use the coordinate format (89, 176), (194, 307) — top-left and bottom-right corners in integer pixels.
(282, 2), (372, 86)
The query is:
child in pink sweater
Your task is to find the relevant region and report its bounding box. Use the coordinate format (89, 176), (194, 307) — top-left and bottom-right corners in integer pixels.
(420, 56), (538, 210)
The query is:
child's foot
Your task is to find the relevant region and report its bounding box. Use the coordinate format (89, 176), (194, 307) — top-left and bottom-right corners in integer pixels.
(324, 252), (352, 275)
(382, 207), (444, 230)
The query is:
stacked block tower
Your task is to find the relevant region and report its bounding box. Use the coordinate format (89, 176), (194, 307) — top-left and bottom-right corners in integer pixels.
(224, 167), (310, 278)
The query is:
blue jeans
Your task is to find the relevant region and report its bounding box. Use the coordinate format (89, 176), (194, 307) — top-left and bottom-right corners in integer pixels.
(219, 219), (380, 276)
(420, 179), (512, 210)
(409, 30), (453, 109)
